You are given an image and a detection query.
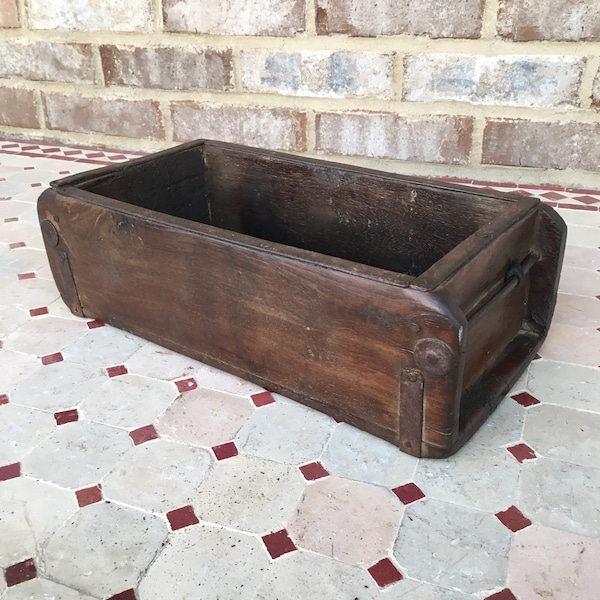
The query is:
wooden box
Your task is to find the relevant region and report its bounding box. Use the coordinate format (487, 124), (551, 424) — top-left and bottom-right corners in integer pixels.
(37, 140), (566, 458)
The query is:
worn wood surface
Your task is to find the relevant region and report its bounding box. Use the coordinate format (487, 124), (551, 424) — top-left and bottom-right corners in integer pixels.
(38, 140), (567, 457)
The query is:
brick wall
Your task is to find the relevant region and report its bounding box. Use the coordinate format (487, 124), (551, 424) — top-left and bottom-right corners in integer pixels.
(1, 0), (599, 187)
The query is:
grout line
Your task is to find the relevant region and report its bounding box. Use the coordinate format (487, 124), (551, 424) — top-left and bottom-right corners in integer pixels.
(481, 0), (500, 40)
(578, 55), (600, 110)
(470, 116), (486, 166)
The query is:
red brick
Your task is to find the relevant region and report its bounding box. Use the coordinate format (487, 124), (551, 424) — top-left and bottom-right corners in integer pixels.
(316, 0), (484, 38)
(241, 50), (393, 98)
(27, 0), (152, 32)
(44, 94), (164, 140)
(483, 119), (600, 172)
(101, 45), (232, 91)
(498, 0), (600, 41)
(0, 41), (96, 84)
(0, 88), (39, 129)
(163, 0), (305, 36)
(0, 0), (19, 27)
(403, 54), (583, 108)
(316, 112), (473, 164)
(172, 102), (307, 152)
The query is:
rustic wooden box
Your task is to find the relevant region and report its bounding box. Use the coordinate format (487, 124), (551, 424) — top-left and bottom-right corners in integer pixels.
(38, 140), (566, 458)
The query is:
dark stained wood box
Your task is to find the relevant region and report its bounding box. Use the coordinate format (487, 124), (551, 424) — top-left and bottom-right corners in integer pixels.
(37, 140), (566, 458)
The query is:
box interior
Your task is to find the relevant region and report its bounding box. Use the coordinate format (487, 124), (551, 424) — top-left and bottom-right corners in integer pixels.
(77, 143), (510, 277)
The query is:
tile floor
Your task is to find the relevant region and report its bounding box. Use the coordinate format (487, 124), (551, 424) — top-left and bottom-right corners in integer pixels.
(1, 138), (599, 600)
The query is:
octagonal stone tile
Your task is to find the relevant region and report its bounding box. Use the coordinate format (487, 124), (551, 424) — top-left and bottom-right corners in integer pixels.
(523, 404), (600, 468)
(78, 374), (177, 429)
(42, 502), (168, 598)
(520, 458), (600, 537)
(61, 326), (144, 369)
(10, 361), (104, 412)
(320, 423), (418, 487)
(138, 523), (269, 600)
(381, 579), (474, 599)
(553, 294), (600, 328)
(393, 498), (511, 595)
(195, 454), (304, 534)
(0, 404), (56, 464)
(158, 387), (254, 448)
(528, 360), (600, 411)
(195, 363), (264, 396)
(235, 400), (334, 465)
(1, 277), (60, 311)
(469, 395), (525, 448)
(539, 323), (600, 367)
(0, 247), (48, 277)
(0, 478), (77, 568)
(413, 442), (520, 513)
(1, 579), (97, 600)
(127, 341), (203, 380)
(22, 420), (132, 489)
(287, 475), (403, 566)
(0, 350), (41, 394)
(102, 439), (213, 513)
(508, 524), (600, 600)
(254, 550), (380, 600)
(0, 306), (29, 339)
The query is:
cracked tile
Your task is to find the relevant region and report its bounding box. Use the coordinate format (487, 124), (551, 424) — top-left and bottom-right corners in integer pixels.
(0, 404), (55, 464)
(127, 341), (203, 380)
(1, 578), (98, 599)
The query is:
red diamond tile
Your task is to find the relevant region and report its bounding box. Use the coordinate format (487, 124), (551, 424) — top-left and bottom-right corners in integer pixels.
(368, 557), (403, 588)
(106, 364), (128, 377)
(511, 392), (540, 407)
(29, 306), (48, 317)
(533, 353), (542, 360)
(485, 589), (518, 600)
(129, 424), (159, 446)
(0, 462), (20, 481)
(299, 461), (329, 481)
(262, 529), (297, 559)
(23, 163), (37, 168)
(41, 147), (60, 154)
(18, 272), (36, 280)
(495, 505), (532, 533)
(5, 558), (37, 587)
(107, 589), (137, 600)
(85, 152), (106, 159)
(9, 241), (26, 249)
(212, 441), (239, 460)
(30, 183), (43, 188)
(507, 443), (537, 463)
(175, 378), (198, 393)
(54, 408), (79, 425)
(558, 203), (598, 212)
(573, 195), (600, 205)
(0, 393), (8, 405)
(41, 352), (63, 366)
(167, 505), (199, 531)
(541, 191), (566, 200)
(5, 217), (19, 223)
(251, 391), (276, 407)
(392, 482), (426, 505)
(87, 319), (105, 329)
(59, 170), (71, 175)
(76, 484), (103, 507)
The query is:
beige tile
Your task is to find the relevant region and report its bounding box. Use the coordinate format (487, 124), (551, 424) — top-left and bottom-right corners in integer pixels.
(553, 293), (600, 328)
(539, 323), (600, 366)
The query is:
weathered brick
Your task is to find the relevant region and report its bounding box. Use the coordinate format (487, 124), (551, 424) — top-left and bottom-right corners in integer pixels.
(101, 46), (232, 91)
(44, 94), (164, 140)
(316, 0), (484, 38)
(27, 0), (152, 32)
(163, 0), (305, 36)
(498, 0), (600, 42)
(0, 0), (19, 27)
(0, 41), (96, 84)
(172, 102), (306, 151)
(241, 50), (393, 98)
(0, 88), (38, 128)
(403, 54), (584, 108)
(483, 119), (600, 171)
(316, 112), (473, 164)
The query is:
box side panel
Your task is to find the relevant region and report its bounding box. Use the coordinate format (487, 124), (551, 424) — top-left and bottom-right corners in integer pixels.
(39, 191), (463, 452)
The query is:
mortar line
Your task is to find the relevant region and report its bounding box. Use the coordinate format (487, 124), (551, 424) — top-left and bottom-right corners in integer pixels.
(481, 0), (500, 40)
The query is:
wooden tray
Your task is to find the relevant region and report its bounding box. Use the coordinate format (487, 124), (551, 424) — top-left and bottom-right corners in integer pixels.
(37, 140), (566, 457)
